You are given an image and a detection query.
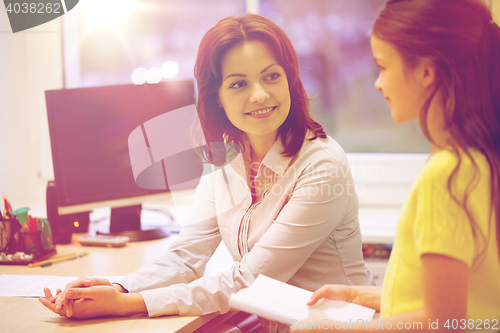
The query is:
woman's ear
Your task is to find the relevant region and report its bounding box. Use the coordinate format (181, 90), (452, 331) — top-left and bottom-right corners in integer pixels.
(216, 92), (222, 108)
(421, 61), (437, 88)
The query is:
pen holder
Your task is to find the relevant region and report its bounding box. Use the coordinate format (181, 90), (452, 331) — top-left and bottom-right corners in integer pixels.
(0, 217), (57, 265)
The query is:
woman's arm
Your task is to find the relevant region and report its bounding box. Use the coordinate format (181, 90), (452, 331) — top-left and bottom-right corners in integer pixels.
(137, 155), (362, 317)
(43, 151), (361, 319)
(291, 253), (468, 333)
(116, 172), (222, 294)
(41, 172), (223, 318)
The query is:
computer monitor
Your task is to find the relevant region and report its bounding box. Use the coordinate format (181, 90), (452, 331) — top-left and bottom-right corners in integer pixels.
(45, 81), (197, 241)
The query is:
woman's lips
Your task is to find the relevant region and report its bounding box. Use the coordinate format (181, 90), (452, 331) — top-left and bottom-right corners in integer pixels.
(245, 106), (276, 119)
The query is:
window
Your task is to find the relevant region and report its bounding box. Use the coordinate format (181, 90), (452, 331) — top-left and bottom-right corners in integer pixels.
(259, 0), (429, 154)
(63, 0), (246, 87)
(63, 0), (430, 207)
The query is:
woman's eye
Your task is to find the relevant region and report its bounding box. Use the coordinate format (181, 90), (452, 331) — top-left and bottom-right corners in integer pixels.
(265, 73), (281, 81)
(229, 81), (247, 89)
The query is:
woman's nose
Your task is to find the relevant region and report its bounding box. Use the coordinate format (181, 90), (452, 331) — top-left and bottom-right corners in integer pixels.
(249, 83), (270, 103)
(374, 75), (383, 92)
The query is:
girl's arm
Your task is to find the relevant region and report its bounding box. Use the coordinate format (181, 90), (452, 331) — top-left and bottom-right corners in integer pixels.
(307, 285), (382, 312)
(292, 253), (468, 333)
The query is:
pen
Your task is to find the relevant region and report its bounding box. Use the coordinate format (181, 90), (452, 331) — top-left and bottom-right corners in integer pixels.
(2, 192), (13, 219)
(28, 251), (89, 267)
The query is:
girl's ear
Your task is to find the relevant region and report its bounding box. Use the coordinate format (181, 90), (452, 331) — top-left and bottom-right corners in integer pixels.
(421, 61), (437, 88)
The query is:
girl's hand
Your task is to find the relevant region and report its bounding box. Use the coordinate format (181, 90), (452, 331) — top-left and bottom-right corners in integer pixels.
(308, 285), (381, 312)
(289, 285), (381, 332)
(307, 284), (357, 305)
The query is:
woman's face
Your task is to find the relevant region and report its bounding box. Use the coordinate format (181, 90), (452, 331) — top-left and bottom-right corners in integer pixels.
(218, 40), (291, 141)
(371, 35), (427, 123)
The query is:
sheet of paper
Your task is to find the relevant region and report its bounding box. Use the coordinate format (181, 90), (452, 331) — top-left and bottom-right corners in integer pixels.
(312, 299), (376, 322)
(229, 275), (375, 324)
(0, 274), (124, 297)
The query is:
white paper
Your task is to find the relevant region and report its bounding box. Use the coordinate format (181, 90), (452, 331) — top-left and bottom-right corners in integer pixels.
(229, 275), (376, 325)
(0, 274), (124, 297)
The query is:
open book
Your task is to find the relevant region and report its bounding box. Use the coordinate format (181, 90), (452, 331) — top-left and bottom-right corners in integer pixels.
(229, 275), (376, 325)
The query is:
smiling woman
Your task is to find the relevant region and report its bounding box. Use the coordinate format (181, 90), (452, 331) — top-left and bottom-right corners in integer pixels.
(218, 41), (291, 157)
(41, 13), (371, 333)
(194, 14), (329, 165)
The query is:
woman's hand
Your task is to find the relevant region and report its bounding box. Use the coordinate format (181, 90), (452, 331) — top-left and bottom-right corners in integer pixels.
(39, 285), (146, 319)
(39, 276), (123, 317)
(40, 285), (120, 318)
(40, 287), (62, 305)
(58, 277), (115, 316)
(308, 284), (382, 312)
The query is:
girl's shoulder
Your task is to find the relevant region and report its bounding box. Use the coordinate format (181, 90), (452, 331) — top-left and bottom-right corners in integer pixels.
(421, 148), (489, 188)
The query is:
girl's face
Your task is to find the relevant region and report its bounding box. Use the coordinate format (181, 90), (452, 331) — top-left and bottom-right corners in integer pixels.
(371, 35), (429, 123)
(218, 40), (291, 141)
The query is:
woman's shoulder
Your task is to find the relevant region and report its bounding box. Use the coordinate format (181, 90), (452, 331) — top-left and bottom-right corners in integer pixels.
(295, 134), (349, 167)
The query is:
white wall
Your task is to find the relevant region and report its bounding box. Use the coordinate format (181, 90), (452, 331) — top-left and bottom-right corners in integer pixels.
(0, 11), (62, 209)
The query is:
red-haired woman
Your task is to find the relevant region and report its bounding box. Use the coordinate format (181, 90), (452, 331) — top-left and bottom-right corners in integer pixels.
(40, 13), (370, 331)
(293, 0), (500, 332)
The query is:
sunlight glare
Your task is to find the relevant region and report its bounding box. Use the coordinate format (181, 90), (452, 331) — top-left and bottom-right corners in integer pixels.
(147, 67), (163, 84)
(82, 0), (140, 30)
(161, 61), (180, 79)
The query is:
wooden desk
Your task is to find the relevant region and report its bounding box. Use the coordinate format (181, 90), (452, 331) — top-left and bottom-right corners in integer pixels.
(1, 190), (398, 332)
(0, 233), (221, 333)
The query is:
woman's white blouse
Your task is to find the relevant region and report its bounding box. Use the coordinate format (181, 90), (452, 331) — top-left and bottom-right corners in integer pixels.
(117, 134), (368, 317)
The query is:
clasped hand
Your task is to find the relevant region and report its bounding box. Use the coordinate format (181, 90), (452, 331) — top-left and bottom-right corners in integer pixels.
(39, 277), (125, 319)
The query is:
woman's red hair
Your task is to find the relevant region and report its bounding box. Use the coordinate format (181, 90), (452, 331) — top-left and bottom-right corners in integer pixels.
(194, 13), (326, 165)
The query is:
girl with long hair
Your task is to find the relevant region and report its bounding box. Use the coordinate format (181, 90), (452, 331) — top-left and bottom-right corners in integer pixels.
(293, 0), (500, 332)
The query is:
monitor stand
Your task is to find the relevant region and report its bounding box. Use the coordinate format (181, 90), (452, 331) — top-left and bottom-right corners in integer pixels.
(100, 205), (170, 242)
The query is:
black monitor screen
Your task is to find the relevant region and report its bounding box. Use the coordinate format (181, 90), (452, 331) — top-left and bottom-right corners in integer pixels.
(45, 81), (196, 212)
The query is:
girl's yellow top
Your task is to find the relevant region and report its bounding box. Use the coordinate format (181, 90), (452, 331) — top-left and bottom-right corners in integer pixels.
(381, 149), (500, 331)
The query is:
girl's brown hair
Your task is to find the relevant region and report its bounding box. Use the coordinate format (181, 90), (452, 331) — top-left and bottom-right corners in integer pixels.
(373, 0), (500, 259)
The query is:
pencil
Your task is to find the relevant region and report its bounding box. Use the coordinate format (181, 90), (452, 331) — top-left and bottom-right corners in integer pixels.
(28, 251), (89, 267)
